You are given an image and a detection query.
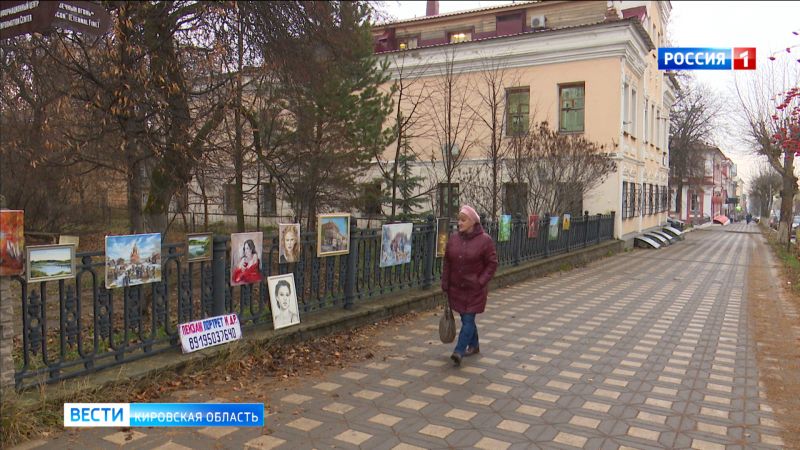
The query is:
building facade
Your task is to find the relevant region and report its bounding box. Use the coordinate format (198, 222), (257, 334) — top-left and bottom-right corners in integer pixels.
(371, 0), (676, 239)
(671, 146), (740, 224)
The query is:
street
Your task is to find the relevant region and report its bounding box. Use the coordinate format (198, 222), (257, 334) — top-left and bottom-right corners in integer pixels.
(22, 223), (787, 449)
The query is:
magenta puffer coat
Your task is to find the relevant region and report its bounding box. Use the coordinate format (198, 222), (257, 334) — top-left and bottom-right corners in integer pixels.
(441, 223), (498, 314)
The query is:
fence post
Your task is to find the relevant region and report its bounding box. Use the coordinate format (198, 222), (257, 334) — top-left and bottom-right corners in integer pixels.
(513, 214), (521, 266)
(211, 235), (228, 316)
(544, 214), (550, 257)
(596, 213), (602, 244)
(422, 215), (435, 289)
(583, 211), (590, 248)
(344, 227), (358, 309)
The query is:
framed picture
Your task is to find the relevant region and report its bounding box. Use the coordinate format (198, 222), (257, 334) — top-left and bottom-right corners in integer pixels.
(317, 214), (350, 257)
(562, 214), (571, 231)
(278, 224), (301, 264)
(527, 214), (539, 238)
(548, 216), (560, 241)
(267, 273), (300, 330)
(435, 218), (450, 258)
(231, 232), (263, 286)
(0, 210), (24, 276)
(380, 223), (413, 268)
(186, 233), (212, 262)
(499, 214), (512, 242)
(26, 244), (76, 283)
(105, 233), (162, 288)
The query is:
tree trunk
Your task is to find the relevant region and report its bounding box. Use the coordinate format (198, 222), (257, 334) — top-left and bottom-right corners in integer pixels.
(127, 157), (144, 233)
(779, 153), (797, 246)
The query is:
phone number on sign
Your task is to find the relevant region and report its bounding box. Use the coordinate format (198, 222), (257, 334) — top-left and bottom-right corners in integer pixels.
(187, 328), (238, 351)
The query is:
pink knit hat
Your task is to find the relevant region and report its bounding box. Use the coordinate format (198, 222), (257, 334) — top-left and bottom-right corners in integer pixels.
(459, 205), (480, 223)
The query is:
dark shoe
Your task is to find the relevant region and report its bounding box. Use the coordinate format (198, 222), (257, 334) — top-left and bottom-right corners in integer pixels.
(465, 345), (480, 356)
(450, 352), (462, 366)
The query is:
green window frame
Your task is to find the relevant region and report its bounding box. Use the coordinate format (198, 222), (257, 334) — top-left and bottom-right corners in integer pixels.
(506, 88), (530, 135)
(559, 83), (585, 133)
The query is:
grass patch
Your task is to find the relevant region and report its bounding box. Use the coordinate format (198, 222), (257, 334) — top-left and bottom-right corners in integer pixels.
(763, 227), (800, 295)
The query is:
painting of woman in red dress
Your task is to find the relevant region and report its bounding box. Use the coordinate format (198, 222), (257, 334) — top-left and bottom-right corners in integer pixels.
(231, 233), (263, 286)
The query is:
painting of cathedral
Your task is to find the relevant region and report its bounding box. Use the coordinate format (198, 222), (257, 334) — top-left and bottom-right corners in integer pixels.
(105, 233), (162, 288)
(317, 214), (350, 257)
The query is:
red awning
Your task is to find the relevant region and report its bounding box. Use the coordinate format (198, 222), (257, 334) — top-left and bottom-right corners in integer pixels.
(713, 215), (730, 225)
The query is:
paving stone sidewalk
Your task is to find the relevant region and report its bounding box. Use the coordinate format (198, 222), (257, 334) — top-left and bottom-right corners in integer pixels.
(21, 222), (785, 449)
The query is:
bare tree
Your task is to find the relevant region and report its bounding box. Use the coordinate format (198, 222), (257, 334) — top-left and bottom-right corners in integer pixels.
(748, 164), (782, 218)
(427, 47), (477, 218)
(733, 51), (799, 244)
(375, 51), (433, 221)
(669, 79), (721, 215)
(506, 121), (617, 216)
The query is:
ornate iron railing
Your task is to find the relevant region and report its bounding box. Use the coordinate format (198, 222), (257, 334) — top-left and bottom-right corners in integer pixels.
(13, 213), (615, 389)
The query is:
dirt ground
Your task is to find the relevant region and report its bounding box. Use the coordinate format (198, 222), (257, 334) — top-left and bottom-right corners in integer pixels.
(747, 232), (800, 449)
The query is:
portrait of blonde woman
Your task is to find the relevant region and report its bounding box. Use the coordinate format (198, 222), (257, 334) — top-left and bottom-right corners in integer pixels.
(279, 224), (301, 264)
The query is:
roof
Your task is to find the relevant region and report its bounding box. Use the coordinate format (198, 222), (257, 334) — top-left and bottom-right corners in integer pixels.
(375, 17), (655, 55)
(374, 1), (540, 28)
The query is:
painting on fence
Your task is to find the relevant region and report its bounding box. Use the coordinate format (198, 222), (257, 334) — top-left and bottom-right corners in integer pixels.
(26, 244), (75, 283)
(436, 218), (449, 257)
(317, 214), (350, 257)
(231, 232), (263, 286)
(528, 214), (539, 238)
(267, 273), (300, 330)
(380, 223), (413, 267)
(105, 233), (162, 288)
(563, 214), (571, 231)
(279, 224), (301, 263)
(0, 209), (24, 276)
(548, 216), (560, 241)
(499, 215), (512, 242)
(186, 233), (212, 262)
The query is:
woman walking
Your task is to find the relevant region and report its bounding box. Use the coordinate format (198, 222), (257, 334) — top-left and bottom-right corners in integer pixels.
(442, 205), (498, 366)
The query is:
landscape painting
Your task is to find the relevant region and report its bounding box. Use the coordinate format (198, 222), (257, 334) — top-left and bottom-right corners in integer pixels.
(499, 215), (512, 242)
(27, 244), (76, 283)
(317, 214), (350, 257)
(186, 233), (212, 262)
(105, 233), (162, 288)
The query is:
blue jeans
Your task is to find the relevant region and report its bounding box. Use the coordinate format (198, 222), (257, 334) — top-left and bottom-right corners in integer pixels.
(454, 313), (479, 356)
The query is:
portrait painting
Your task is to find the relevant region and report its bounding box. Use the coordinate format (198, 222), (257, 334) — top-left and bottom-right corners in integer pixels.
(317, 214), (350, 257)
(562, 214), (571, 231)
(279, 224), (301, 264)
(499, 214), (512, 242)
(186, 233), (212, 262)
(27, 244), (76, 283)
(527, 214), (539, 239)
(380, 223), (413, 268)
(435, 218), (450, 258)
(267, 273), (301, 330)
(230, 232), (263, 286)
(0, 210), (24, 276)
(105, 233), (162, 288)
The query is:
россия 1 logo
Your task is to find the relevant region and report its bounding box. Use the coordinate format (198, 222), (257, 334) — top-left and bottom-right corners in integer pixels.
(658, 48), (756, 71)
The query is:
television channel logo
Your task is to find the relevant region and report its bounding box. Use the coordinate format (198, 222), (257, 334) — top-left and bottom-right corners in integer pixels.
(658, 47), (756, 71)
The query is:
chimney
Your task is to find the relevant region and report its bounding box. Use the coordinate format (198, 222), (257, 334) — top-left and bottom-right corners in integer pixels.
(426, 0), (439, 16)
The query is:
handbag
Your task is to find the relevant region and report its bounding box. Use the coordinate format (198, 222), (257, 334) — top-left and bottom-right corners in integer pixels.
(439, 302), (456, 343)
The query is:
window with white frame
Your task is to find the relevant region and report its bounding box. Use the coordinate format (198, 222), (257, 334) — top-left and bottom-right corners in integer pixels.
(644, 99), (649, 143)
(650, 104), (655, 145)
(631, 88), (637, 137)
(623, 82), (630, 134)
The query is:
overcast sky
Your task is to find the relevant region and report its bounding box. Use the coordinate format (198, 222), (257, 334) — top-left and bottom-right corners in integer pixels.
(380, 1), (800, 189)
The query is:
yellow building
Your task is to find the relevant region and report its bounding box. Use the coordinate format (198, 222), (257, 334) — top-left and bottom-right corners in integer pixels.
(371, 0), (677, 241)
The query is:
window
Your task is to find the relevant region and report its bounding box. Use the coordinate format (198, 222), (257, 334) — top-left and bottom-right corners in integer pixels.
(649, 184), (654, 215)
(448, 30), (472, 43)
(223, 184), (237, 214)
(623, 82), (630, 134)
(559, 84), (585, 133)
(631, 88), (637, 137)
(506, 88), (530, 135)
(622, 181), (629, 219)
(361, 182), (382, 215)
(398, 36), (418, 50)
(650, 104), (656, 145)
(643, 99), (649, 142)
(260, 183), (277, 216)
(690, 192), (699, 212)
(503, 183), (528, 216)
(438, 183), (460, 217)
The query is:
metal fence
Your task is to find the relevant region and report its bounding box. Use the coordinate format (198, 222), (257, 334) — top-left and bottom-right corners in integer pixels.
(12, 213), (615, 390)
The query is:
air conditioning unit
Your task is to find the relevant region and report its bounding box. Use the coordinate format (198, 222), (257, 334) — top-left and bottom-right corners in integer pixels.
(530, 15), (546, 29)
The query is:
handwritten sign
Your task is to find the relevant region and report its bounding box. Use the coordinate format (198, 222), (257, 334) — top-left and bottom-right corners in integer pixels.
(179, 314), (241, 354)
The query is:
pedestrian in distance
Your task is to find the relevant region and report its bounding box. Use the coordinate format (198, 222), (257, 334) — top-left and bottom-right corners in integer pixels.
(442, 205), (498, 366)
